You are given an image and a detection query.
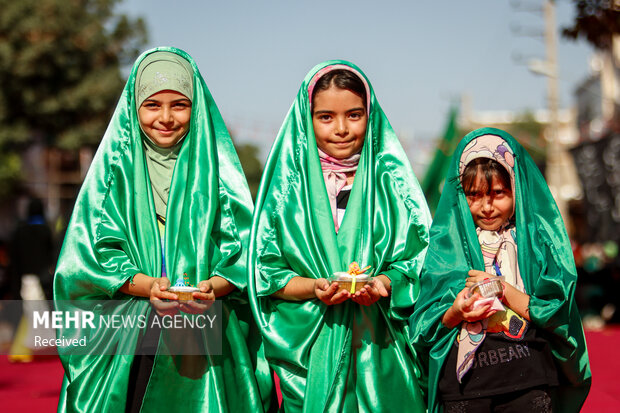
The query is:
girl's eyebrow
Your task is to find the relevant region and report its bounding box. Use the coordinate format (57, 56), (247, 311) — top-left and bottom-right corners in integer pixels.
(142, 98), (191, 104)
(313, 107), (365, 115)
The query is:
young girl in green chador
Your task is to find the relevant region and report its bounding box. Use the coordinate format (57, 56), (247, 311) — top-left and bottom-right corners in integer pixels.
(54, 47), (275, 413)
(409, 128), (591, 412)
(249, 60), (431, 412)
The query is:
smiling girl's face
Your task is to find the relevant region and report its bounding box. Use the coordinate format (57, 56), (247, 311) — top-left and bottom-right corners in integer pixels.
(312, 86), (367, 159)
(138, 90), (192, 148)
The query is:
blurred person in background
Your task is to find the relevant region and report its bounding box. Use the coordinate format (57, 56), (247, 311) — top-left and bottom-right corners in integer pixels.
(7, 196), (55, 362)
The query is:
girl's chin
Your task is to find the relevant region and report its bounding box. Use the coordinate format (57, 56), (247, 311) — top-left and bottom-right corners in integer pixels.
(324, 146), (358, 159)
(149, 135), (182, 148)
(477, 219), (501, 230)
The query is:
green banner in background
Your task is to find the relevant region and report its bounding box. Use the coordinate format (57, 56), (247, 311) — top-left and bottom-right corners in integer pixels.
(421, 105), (460, 215)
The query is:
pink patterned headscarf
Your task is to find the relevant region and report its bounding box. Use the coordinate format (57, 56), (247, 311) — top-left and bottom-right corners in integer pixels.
(307, 64), (370, 114)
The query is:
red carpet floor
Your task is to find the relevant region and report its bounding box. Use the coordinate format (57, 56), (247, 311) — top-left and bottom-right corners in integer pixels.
(581, 325), (620, 412)
(2, 327), (619, 412)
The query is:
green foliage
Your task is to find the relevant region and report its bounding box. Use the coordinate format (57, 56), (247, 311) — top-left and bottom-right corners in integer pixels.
(234, 142), (263, 201)
(0, 152), (22, 199)
(0, 0), (147, 150)
(562, 0), (620, 50)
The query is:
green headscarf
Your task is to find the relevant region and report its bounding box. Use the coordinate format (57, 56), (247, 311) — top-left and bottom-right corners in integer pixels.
(409, 128), (591, 412)
(54, 47), (274, 412)
(135, 50), (193, 108)
(135, 50), (194, 218)
(248, 60), (431, 412)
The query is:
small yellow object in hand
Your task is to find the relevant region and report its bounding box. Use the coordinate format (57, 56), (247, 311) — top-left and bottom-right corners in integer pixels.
(347, 262), (371, 275)
(346, 262), (372, 293)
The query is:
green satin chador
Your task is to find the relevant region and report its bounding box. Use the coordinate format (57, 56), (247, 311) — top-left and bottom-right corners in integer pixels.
(53, 47), (274, 413)
(409, 128), (591, 412)
(248, 60), (431, 412)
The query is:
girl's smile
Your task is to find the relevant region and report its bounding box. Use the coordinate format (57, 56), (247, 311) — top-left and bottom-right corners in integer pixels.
(312, 86), (367, 159)
(138, 90), (192, 148)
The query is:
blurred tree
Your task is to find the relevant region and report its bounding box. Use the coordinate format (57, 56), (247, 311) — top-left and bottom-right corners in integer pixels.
(233, 141), (263, 201)
(0, 0), (147, 198)
(562, 0), (620, 50)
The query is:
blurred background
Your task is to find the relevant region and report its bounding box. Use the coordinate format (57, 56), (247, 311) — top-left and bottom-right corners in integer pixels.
(0, 0), (619, 409)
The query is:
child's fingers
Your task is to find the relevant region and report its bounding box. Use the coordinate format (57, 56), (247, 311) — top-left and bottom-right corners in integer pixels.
(351, 294), (371, 306)
(198, 280), (213, 293)
(465, 304), (493, 321)
(180, 300), (212, 314)
(324, 283), (339, 296)
(468, 269), (487, 277)
(193, 291), (215, 301)
(466, 270), (497, 285)
(463, 292), (480, 308)
(151, 299), (179, 317)
(156, 290), (179, 301)
(376, 282), (388, 297)
(158, 278), (171, 291)
(483, 309), (498, 319)
(150, 278), (175, 301)
(456, 287), (470, 299)
(316, 278), (330, 291)
(330, 289), (350, 304)
(356, 287), (371, 300)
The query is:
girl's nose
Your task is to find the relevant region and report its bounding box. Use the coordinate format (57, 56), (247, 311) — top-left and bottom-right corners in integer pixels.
(334, 119), (348, 136)
(481, 196), (494, 212)
(160, 106), (173, 124)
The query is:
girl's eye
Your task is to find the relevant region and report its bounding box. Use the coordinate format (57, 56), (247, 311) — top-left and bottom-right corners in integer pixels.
(173, 102), (191, 109)
(319, 114), (332, 121)
(142, 102), (159, 109)
(349, 112), (361, 120)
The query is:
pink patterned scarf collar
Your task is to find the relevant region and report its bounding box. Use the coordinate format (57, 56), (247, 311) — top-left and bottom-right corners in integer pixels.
(318, 148), (360, 232)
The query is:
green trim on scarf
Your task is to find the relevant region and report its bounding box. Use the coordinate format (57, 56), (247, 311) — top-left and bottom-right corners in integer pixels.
(135, 50), (193, 107)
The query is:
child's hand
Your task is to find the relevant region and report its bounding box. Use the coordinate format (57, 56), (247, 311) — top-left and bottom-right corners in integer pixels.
(149, 277), (180, 316)
(456, 287), (497, 322)
(195, 280), (216, 301)
(351, 277), (389, 306)
(178, 280), (215, 314)
(442, 287), (497, 328)
(314, 278), (350, 305)
(465, 269), (498, 288)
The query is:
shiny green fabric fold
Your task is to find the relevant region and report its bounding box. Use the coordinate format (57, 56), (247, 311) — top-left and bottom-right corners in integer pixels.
(53, 47), (274, 413)
(409, 127), (591, 412)
(248, 60), (431, 412)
